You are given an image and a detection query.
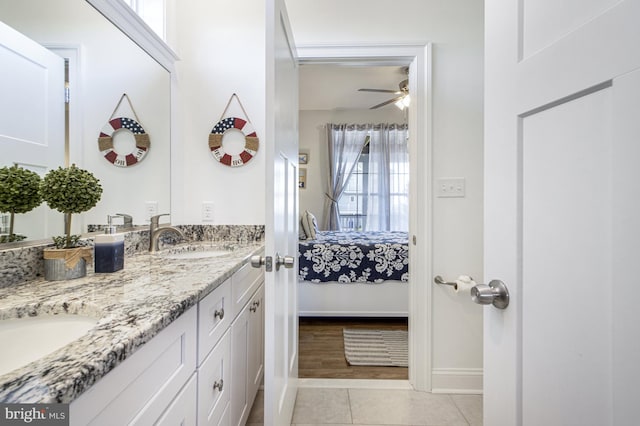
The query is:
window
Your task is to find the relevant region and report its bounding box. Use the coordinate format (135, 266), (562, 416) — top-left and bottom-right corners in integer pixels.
(0, 214), (9, 236)
(338, 126), (409, 232)
(338, 145), (369, 230)
(123, 0), (166, 40)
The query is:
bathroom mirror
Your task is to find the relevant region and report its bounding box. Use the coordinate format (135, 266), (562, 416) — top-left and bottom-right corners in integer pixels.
(0, 0), (171, 242)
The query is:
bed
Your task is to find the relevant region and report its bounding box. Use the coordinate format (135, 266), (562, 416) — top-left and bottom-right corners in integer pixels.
(298, 231), (409, 317)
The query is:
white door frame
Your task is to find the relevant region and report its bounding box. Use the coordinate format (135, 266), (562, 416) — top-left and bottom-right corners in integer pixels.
(44, 44), (82, 168)
(296, 43), (433, 391)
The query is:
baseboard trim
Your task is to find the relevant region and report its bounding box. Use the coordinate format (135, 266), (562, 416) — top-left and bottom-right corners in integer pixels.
(430, 368), (483, 394)
(298, 311), (408, 317)
(298, 378), (413, 390)
(296, 374), (482, 394)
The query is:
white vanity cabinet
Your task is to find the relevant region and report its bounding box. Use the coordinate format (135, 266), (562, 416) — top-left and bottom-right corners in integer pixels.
(200, 263), (265, 426)
(68, 261), (264, 426)
(69, 307), (198, 426)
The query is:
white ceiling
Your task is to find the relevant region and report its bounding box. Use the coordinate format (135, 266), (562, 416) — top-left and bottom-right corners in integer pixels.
(298, 65), (408, 111)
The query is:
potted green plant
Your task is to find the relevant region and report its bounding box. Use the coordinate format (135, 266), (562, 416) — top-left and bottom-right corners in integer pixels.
(41, 164), (103, 281)
(0, 165), (43, 243)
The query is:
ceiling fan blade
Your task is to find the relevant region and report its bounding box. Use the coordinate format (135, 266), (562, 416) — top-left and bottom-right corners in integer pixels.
(358, 88), (401, 94)
(370, 95), (405, 109)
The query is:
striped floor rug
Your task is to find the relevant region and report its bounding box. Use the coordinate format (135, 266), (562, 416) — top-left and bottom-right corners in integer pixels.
(343, 329), (408, 367)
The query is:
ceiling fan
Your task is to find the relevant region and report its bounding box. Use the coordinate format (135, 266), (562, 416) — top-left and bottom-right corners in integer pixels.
(358, 78), (410, 110)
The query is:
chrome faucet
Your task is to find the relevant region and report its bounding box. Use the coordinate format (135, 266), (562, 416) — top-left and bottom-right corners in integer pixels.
(115, 213), (133, 229)
(149, 213), (184, 252)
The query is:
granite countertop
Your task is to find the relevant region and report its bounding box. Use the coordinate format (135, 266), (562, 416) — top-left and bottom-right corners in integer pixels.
(0, 242), (264, 403)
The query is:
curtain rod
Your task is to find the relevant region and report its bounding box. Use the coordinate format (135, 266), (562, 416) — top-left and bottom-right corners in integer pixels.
(323, 123), (408, 130)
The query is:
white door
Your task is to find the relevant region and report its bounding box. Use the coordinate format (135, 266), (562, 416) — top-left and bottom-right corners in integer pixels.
(485, 1), (640, 425)
(262, 0), (299, 425)
(0, 20), (64, 239)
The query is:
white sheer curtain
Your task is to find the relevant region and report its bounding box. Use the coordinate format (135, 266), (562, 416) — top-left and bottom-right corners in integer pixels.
(365, 124), (409, 231)
(324, 124), (369, 230)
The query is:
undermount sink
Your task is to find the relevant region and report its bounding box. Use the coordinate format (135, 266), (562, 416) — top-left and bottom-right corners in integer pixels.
(158, 244), (235, 260)
(163, 250), (231, 260)
(0, 314), (99, 377)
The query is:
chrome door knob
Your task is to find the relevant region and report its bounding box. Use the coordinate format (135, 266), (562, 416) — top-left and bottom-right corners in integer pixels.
(471, 280), (509, 309)
(275, 253), (294, 270)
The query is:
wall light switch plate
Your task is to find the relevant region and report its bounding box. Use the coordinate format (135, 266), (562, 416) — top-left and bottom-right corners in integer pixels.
(437, 177), (466, 198)
(202, 202), (214, 222)
(145, 201), (158, 221)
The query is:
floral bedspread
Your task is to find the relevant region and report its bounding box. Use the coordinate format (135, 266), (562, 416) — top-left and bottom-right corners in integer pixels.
(298, 231), (409, 283)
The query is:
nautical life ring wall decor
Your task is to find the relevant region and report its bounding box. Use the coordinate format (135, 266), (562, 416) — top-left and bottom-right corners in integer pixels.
(208, 117), (259, 167)
(98, 94), (150, 168)
(98, 117), (150, 167)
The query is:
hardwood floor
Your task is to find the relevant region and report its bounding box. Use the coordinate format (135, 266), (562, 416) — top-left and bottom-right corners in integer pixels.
(298, 317), (409, 380)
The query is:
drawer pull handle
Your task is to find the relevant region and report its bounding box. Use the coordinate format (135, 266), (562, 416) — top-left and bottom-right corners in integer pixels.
(214, 308), (225, 320)
(213, 379), (224, 392)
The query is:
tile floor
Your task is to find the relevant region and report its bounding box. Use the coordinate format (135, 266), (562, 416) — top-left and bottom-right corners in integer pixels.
(247, 387), (483, 425)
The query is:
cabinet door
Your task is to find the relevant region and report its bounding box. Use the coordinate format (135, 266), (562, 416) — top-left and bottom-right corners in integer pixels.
(70, 308), (197, 426)
(247, 284), (264, 399)
(230, 299), (250, 426)
(230, 284), (264, 426)
(154, 374), (197, 426)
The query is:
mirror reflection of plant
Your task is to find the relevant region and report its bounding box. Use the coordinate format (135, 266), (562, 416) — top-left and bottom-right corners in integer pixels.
(41, 164), (103, 249)
(0, 165), (42, 243)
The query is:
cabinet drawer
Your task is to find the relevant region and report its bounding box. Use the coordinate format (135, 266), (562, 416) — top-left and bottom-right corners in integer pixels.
(70, 307), (197, 426)
(198, 277), (232, 363)
(198, 329), (231, 426)
(230, 262), (263, 319)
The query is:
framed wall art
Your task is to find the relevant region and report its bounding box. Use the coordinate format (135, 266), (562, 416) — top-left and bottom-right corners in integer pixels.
(299, 168), (307, 189)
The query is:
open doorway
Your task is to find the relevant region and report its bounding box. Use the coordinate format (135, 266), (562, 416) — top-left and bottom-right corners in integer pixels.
(297, 64), (411, 380)
(295, 44), (432, 389)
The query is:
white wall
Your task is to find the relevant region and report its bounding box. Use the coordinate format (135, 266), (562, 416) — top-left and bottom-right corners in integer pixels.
(299, 108), (404, 229)
(287, 0), (485, 391)
(171, 0), (266, 225)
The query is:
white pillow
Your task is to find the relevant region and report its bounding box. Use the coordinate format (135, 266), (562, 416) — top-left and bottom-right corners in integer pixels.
(299, 221), (307, 240)
(300, 210), (317, 240)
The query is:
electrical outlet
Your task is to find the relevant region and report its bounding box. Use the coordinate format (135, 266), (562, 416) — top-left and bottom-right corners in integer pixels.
(202, 202), (214, 222)
(145, 201), (158, 221)
(436, 178), (466, 198)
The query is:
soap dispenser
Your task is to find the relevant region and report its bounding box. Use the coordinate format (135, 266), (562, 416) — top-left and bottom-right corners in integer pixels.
(94, 215), (125, 273)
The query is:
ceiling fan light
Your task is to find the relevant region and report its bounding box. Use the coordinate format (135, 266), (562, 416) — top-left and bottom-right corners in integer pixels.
(395, 99), (406, 110)
(402, 94), (411, 107)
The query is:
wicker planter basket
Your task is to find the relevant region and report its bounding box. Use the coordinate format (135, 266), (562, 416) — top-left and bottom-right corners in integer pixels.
(43, 247), (92, 281)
